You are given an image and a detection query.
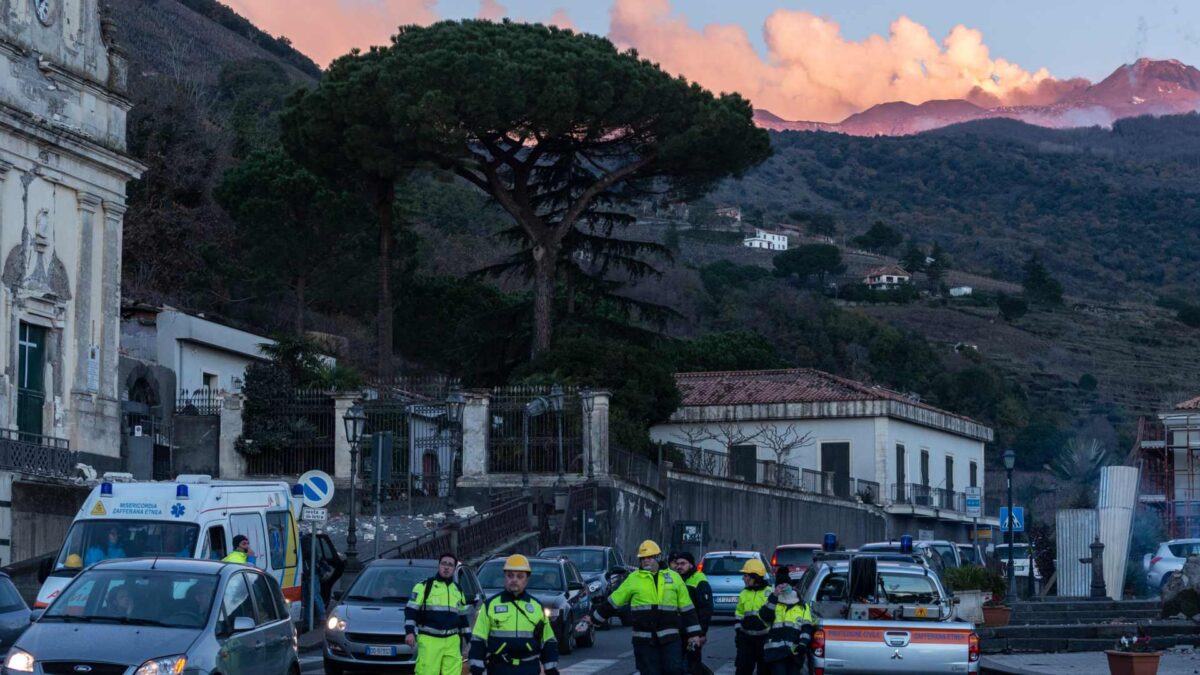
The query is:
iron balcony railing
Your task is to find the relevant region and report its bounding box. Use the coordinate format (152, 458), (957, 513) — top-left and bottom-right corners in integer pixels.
(891, 483), (976, 514)
(0, 429), (74, 478)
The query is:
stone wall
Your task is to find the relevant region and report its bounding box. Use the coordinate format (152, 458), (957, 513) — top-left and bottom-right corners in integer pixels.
(10, 480), (88, 563)
(174, 415), (220, 476)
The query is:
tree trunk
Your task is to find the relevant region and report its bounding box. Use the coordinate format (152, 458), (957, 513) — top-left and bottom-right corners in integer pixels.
(374, 182), (395, 379)
(294, 275), (306, 335)
(531, 240), (558, 357)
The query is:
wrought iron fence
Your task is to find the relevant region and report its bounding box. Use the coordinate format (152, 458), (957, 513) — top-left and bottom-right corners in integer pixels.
(243, 390), (336, 476)
(360, 389), (463, 514)
(0, 429), (74, 477)
(487, 385), (584, 475)
(852, 479), (882, 504)
(891, 483), (971, 513)
(756, 460), (800, 489)
(609, 447), (662, 492)
(801, 468), (834, 495)
(674, 445), (730, 477)
(176, 389), (221, 416)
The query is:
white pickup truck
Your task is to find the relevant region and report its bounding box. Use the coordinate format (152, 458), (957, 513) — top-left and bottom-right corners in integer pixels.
(796, 557), (980, 674)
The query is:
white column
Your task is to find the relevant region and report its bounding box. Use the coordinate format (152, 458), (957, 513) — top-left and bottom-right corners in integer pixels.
(461, 391), (490, 478)
(100, 201), (125, 400)
(71, 193), (101, 396)
(218, 394), (247, 479)
(0, 472), (12, 567)
(588, 390), (611, 477)
(333, 394), (357, 478)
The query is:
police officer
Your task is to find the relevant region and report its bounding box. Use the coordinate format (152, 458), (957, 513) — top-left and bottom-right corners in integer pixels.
(469, 555), (559, 675)
(762, 585), (814, 675)
(669, 552), (712, 675)
(735, 559), (772, 675)
(590, 540), (702, 675)
(406, 553), (470, 675)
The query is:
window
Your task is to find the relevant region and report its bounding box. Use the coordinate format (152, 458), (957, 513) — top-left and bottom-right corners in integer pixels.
(920, 450), (930, 486)
(877, 574), (938, 604)
(969, 461), (978, 488)
(896, 444), (907, 496)
(815, 573), (847, 602)
(266, 512), (288, 571)
(54, 520), (200, 571)
(204, 525), (227, 561)
(202, 372), (218, 389)
(0, 577), (25, 613)
(218, 572), (255, 634)
(229, 513), (266, 568)
(247, 572), (282, 624)
(45, 570), (216, 628)
(945, 456), (955, 493)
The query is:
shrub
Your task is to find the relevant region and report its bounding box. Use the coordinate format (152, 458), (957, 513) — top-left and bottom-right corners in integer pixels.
(942, 565), (1007, 600)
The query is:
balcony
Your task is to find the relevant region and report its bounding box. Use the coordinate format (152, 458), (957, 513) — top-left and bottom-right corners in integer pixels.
(667, 445), (884, 504)
(889, 482), (986, 521)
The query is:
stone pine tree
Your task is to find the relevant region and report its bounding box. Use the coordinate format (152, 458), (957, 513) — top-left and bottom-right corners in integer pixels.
(925, 242), (949, 287)
(1022, 254), (1064, 305)
(377, 20), (771, 356)
(280, 48), (406, 378)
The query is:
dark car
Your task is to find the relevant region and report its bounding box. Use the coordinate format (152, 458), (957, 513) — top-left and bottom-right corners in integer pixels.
(477, 556), (594, 654)
(302, 532), (346, 606)
(537, 546), (633, 627)
(324, 558), (484, 674)
(10, 558), (298, 675)
(0, 572), (29, 650)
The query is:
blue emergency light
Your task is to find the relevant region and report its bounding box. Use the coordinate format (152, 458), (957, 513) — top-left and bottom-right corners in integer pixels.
(823, 532), (838, 552)
(100, 482), (113, 498)
(176, 484), (189, 500)
(900, 534), (914, 553)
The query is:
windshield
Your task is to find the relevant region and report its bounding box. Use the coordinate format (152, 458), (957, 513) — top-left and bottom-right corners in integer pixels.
(0, 578), (25, 613)
(813, 572), (940, 604)
(45, 569), (216, 628)
(775, 548), (816, 567)
(994, 544), (1029, 556)
(478, 561), (565, 591)
(1169, 542), (1200, 558)
(541, 549), (605, 573)
(54, 520), (200, 571)
(958, 546), (979, 564)
(345, 565), (437, 602)
(929, 544), (958, 568)
(701, 555), (754, 576)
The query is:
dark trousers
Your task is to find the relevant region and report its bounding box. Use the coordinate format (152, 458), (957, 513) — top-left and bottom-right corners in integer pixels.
(767, 658), (801, 675)
(735, 635), (767, 675)
(683, 640), (707, 675)
(486, 661), (541, 675)
(634, 642), (685, 675)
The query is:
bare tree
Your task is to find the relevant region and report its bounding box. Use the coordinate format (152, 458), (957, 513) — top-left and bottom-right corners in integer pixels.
(709, 422), (764, 452)
(672, 426), (713, 449)
(756, 424), (815, 466)
(671, 423), (763, 477)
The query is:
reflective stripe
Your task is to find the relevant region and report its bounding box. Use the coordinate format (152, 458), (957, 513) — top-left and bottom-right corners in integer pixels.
(742, 628), (770, 636)
(405, 620), (417, 627)
(679, 603), (696, 613)
(631, 628), (680, 639)
(764, 640), (793, 650)
(491, 630), (538, 638)
(418, 626), (463, 637)
(543, 662), (558, 669)
(686, 624), (701, 634)
(632, 631), (654, 639)
(630, 605), (655, 612)
(470, 660), (486, 668)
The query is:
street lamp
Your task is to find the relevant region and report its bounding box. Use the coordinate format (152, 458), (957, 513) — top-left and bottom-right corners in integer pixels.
(343, 402), (367, 574)
(549, 385), (565, 486)
(1002, 447), (1016, 603)
(446, 390), (466, 512)
(580, 387), (594, 479)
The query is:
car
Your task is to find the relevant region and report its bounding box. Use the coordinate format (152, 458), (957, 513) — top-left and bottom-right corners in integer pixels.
(476, 556), (594, 654)
(771, 544), (821, 581)
(537, 545), (634, 626)
(858, 541), (949, 574)
(9, 557), (299, 675)
(957, 543), (988, 567)
(324, 558), (485, 674)
(1144, 538), (1200, 590)
(302, 531), (346, 607)
(698, 550), (771, 616)
(0, 572), (29, 651)
(988, 543), (1041, 579)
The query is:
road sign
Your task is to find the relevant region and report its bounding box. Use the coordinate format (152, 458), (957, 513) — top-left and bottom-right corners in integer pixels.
(918, 529), (934, 541)
(298, 470), (335, 508)
(965, 487), (982, 517)
(999, 506), (1025, 532)
(302, 507), (328, 522)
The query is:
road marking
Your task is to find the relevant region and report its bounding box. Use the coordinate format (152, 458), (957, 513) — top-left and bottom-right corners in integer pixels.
(619, 650), (634, 658)
(299, 654), (323, 664)
(562, 658), (619, 675)
(714, 662), (736, 675)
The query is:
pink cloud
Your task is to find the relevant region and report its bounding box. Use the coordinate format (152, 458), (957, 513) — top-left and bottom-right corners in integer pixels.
(478, 0), (506, 21)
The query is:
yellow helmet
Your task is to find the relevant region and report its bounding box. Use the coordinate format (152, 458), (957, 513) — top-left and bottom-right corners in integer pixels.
(741, 559), (767, 577)
(637, 540), (662, 558)
(64, 554), (83, 569)
(503, 554), (532, 573)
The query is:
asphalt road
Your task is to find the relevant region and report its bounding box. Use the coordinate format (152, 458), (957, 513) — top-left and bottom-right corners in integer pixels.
(300, 618), (742, 675)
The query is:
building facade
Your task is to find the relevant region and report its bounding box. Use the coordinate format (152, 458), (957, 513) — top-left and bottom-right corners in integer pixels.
(743, 229), (789, 251)
(0, 0), (142, 461)
(862, 265), (912, 290)
(649, 369), (996, 539)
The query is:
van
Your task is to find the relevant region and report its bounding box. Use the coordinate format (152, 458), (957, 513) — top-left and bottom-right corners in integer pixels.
(36, 475), (304, 616)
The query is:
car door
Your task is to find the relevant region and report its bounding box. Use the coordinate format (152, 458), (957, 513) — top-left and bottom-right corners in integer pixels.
(565, 562), (587, 622)
(248, 570), (294, 674)
(215, 570), (264, 673)
(455, 565), (483, 628)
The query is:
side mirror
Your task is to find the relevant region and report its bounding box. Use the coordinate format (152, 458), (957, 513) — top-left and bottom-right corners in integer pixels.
(37, 558), (52, 584)
(29, 609), (43, 623)
(568, 581), (585, 592)
(232, 616), (256, 633)
(951, 596), (962, 605)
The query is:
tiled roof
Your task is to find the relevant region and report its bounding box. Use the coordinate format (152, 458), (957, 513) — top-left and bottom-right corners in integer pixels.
(1176, 395), (1200, 410)
(675, 368), (975, 423)
(864, 265), (910, 278)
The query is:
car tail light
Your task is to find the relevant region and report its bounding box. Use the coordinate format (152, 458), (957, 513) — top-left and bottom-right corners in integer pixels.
(968, 633), (980, 662)
(812, 629), (825, 658)
(1150, 556), (1163, 567)
(697, 561), (704, 572)
(771, 552), (777, 566)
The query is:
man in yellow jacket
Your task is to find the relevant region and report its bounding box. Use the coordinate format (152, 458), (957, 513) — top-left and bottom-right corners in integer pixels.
(221, 535), (254, 564)
(469, 555), (559, 675)
(734, 559), (772, 675)
(591, 540), (702, 675)
(406, 553), (469, 675)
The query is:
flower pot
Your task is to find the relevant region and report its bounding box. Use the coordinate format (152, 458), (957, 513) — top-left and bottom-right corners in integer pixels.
(954, 590), (986, 624)
(982, 605), (1011, 627)
(1105, 650), (1161, 675)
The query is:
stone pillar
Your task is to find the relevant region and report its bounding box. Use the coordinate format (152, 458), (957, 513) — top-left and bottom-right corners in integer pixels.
(588, 390), (611, 477)
(333, 394), (357, 478)
(100, 202), (125, 400)
(0, 472), (12, 567)
(0, 162), (13, 432)
(461, 391), (490, 478)
(71, 193), (101, 396)
(218, 394), (247, 479)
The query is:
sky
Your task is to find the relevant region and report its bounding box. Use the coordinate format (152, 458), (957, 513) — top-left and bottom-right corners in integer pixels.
(221, 0), (1200, 123)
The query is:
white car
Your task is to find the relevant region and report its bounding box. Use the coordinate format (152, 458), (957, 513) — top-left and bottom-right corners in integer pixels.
(988, 544), (1041, 579)
(1144, 539), (1200, 590)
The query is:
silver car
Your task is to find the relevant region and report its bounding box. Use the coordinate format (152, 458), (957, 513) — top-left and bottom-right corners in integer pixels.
(323, 559), (484, 674)
(1144, 538), (1200, 590)
(6, 557), (298, 675)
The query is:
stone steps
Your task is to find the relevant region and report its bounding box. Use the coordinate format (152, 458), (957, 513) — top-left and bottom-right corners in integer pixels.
(978, 620), (1200, 654)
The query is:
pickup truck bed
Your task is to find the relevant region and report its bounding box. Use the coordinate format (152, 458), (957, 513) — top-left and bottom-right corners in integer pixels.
(812, 619), (979, 674)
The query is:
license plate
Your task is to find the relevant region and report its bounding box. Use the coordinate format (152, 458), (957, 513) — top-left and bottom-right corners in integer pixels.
(914, 607), (928, 618)
(366, 645), (397, 657)
(717, 596), (738, 604)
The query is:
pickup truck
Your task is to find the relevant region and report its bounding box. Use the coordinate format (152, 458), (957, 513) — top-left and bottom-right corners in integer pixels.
(796, 557), (980, 674)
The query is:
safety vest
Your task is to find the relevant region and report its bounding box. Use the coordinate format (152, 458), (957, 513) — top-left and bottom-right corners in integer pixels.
(736, 587), (772, 636)
(595, 569), (700, 644)
(222, 551), (248, 564)
(468, 591), (558, 673)
(762, 601), (814, 662)
(406, 576), (468, 638)
(684, 571), (708, 589)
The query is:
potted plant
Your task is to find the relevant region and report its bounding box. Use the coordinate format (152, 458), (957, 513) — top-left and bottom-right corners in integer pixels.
(943, 566), (1008, 625)
(1105, 627), (1161, 675)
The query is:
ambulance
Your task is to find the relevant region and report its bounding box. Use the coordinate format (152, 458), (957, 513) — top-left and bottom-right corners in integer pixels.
(36, 474), (305, 616)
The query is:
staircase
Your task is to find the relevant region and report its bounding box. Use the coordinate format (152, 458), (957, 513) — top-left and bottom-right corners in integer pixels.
(979, 600), (1200, 654)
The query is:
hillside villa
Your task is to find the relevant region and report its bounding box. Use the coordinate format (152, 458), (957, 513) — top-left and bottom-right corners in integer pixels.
(743, 229), (789, 251)
(863, 265), (912, 290)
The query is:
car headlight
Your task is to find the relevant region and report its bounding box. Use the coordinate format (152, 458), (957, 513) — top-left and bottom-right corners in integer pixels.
(544, 607), (560, 618)
(587, 581), (603, 594)
(5, 649), (34, 673)
(327, 616), (347, 631)
(133, 655), (187, 675)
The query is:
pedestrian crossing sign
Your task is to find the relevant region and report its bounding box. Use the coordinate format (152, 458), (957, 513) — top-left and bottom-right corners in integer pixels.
(999, 506), (1024, 532)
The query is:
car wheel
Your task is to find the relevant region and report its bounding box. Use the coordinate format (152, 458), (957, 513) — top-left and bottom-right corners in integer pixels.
(559, 622), (575, 655)
(323, 660), (344, 675)
(577, 619), (596, 648)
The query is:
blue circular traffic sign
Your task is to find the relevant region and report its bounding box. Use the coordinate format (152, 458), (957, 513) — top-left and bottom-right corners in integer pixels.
(298, 470), (335, 508)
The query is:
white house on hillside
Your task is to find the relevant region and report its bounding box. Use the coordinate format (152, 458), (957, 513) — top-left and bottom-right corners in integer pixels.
(863, 265), (912, 290)
(649, 368), (997, 539)
(743, 229), (789, 251)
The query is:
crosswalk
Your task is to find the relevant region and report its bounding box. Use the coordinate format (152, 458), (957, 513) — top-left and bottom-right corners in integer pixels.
(557, 657), (736, 675)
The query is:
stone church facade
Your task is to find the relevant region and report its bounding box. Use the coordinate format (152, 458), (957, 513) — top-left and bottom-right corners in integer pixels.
(0, 0), (142, 461)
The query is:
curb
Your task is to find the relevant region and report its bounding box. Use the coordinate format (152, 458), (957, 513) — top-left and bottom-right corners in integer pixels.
(979, 656), (1046, 675)
(298, 627), (326, 652)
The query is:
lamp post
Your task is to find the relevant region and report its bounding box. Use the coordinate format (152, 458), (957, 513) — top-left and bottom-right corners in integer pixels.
(343, 402), (367, 574)
(550, 385), (565, 487)
(1002, 447), (1016, 603)
(446, 389), (466, 513)
(580, 387), (594, 480)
